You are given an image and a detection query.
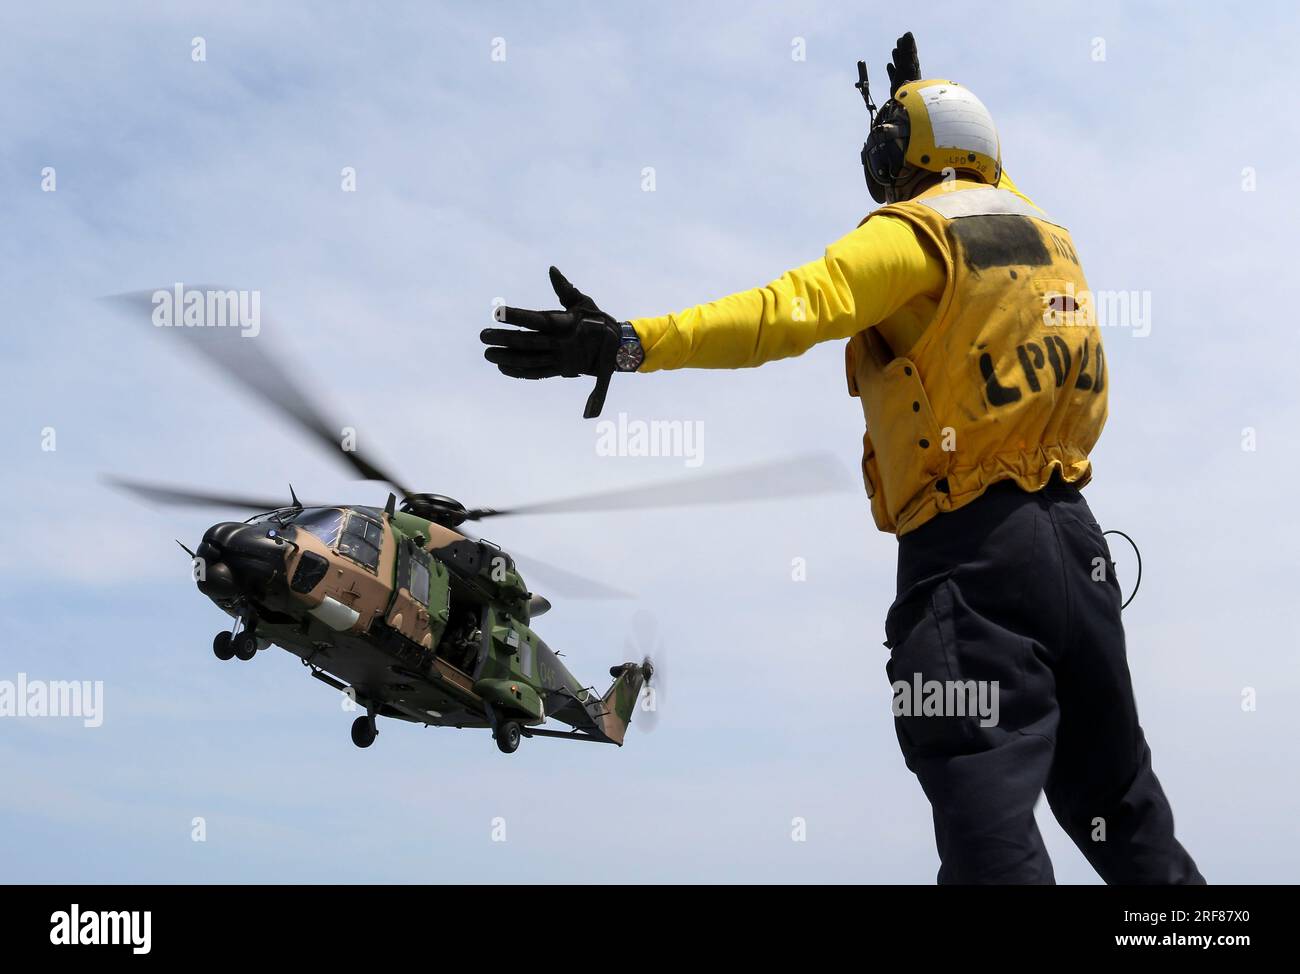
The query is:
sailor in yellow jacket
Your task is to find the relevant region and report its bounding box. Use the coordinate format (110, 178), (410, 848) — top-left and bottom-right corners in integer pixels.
(482, 33), (1202, 885)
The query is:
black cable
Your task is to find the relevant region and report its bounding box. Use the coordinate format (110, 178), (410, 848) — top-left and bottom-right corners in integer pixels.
(1103, 529), (1142, 610)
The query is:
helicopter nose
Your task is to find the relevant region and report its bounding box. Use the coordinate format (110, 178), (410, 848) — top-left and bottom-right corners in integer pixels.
(195, 522), (287, 599)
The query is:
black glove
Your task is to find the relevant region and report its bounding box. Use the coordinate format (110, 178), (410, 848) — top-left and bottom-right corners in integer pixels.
(885, 32), (921, 96)
(481, 266), (622, 418)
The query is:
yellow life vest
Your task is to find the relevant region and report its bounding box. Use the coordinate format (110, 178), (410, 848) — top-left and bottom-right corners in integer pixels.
(846, 182), (1108, 535)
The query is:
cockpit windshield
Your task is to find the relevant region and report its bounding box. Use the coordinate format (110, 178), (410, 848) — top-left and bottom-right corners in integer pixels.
(338, 511), (384, 571)
(287, 507), (345, 547)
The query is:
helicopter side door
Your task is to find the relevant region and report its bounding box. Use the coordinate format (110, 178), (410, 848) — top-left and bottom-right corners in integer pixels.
(385, 539), (450, 652)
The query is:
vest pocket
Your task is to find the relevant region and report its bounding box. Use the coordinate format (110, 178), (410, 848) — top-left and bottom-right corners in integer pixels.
(864, 357), (948, 524)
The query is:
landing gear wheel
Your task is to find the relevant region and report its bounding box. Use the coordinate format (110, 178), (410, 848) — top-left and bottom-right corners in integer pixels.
(495, 721), (521, 754)
(213, 631), (234, 661)
(232, 631), (258, 661)
(351, 715), (377, 749)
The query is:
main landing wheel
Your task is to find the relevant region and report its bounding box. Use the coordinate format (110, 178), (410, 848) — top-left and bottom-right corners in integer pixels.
(495, 721), (521, 754)
(212, 631), (235, 661)
(351, 715), (377, 749)
(232, 631), (258, 661)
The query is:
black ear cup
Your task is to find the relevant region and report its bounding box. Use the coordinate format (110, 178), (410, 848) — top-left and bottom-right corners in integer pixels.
(863, 143), (888, 203)
(861, 100), (910, 204)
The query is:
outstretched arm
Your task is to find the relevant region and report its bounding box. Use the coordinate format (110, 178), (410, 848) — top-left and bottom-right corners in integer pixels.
(630, 214), (942, 372)
(480, 213), (944, 413)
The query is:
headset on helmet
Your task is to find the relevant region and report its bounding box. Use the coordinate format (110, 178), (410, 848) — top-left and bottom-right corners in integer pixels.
(856, 54), (1001, 204)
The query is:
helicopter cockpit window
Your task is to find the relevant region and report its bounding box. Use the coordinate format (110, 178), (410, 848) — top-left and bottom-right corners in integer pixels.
(407, 552), (431, 606)
(290, 508), (344, 547)
(338, 513), (384, 571)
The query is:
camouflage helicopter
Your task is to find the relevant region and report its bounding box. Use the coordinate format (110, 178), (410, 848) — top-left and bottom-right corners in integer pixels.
(103, 290), (846, 754)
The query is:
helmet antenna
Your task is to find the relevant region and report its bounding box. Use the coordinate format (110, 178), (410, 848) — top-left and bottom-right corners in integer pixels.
(855, 61), (878, 124)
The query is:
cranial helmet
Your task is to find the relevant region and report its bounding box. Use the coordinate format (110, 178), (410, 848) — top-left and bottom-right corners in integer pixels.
(859, 76), (1002, 204)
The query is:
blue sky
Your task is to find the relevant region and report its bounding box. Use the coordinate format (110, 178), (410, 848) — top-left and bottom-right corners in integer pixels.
(2, 0), (1298, 882)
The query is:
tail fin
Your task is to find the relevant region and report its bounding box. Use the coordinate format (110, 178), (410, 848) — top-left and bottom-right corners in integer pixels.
(597, 660), (652, 746)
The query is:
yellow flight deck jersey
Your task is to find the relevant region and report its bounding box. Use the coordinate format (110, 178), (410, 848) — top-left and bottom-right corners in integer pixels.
(630, 173), (1108, 535)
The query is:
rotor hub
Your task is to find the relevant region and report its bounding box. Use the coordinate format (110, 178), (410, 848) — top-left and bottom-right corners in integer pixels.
(399, 493), (470, 528)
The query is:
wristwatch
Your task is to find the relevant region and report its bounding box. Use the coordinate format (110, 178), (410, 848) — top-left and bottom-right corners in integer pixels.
(614, 322), (645, 372)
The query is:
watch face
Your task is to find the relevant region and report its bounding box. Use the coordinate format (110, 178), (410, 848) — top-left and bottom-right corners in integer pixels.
(616, 340), (644, 372)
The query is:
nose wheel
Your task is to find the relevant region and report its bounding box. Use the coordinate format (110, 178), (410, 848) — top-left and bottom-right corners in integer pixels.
(214, 618), (259, 661)
(232, 631), (258, 661)
(351, 714), (378, 748)
(212, 631), (235, 661)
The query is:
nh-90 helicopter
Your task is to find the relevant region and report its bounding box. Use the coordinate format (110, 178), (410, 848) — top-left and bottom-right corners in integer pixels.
(103, 289), (847, 754)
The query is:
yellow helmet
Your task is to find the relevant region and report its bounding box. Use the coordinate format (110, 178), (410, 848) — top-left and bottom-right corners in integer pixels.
(862, 79), (1001, 203)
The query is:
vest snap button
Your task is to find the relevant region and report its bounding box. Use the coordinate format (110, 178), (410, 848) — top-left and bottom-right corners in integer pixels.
(919, 438), (930, 449)
(912, 401), (920, 412)
(904, 366), (913, 376)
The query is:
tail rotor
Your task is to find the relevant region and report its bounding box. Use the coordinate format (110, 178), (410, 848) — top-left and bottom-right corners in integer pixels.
(628, 610), (667, 733)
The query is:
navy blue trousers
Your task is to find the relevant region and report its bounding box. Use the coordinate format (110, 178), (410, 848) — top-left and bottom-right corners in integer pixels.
(886, 477), (1204, 885)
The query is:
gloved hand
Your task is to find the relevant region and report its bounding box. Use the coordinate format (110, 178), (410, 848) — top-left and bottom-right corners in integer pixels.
(886, 32), (921, 96)
(481, 266), (622, 418)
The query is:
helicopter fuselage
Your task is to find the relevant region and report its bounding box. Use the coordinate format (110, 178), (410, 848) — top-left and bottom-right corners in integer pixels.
(194, 504), (635, 748)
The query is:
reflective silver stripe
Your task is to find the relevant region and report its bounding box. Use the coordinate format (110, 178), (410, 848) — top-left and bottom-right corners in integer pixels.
(917, 187), (1047, 221)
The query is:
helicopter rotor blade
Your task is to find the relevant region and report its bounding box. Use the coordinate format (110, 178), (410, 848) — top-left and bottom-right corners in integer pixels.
(510, 553), (634, 601)
(512, 553), (639, 600)
(464, 451), (851, 521)
(101, 289), (413, 498)
(105, 476), (310, 513)
(459, 527), (632, 600)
